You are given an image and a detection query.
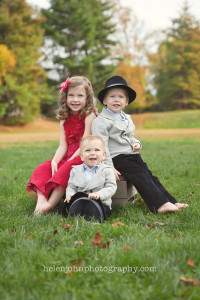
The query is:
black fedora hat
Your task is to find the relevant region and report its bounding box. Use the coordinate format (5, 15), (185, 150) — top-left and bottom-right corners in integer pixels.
(98, 75), (136, 104)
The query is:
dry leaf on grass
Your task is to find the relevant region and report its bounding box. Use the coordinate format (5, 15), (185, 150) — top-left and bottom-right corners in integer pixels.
(74, 241), (84, 246)
(188, 191), (194, 196)
(64, 224), (71, 230)
(92, 232), (110, 248)
(67, 265), (84, 276)
(187, 258), (194, 267)
(122, 243), (134, 251)
(8, 229), (16, 234)
(69, 259), (86, 264)
(180, 276), (200, 286)
(146, 224), (155, 230)
(112, 221), (124, 227)
(25, 233), (33, 239)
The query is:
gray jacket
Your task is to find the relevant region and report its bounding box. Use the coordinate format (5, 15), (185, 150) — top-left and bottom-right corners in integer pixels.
(92, 108), (141, 168)
(66, 162), (117, 209)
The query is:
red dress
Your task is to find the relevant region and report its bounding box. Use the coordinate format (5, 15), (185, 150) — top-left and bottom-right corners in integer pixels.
(27, 113), (85, 198)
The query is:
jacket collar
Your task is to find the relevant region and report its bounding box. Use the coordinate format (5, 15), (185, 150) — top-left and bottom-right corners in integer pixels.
(72, 162), (107, 189)
(100, 108), (131, 131)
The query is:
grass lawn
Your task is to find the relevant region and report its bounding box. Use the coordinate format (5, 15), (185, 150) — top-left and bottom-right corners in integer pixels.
(0, 137), (200, 300)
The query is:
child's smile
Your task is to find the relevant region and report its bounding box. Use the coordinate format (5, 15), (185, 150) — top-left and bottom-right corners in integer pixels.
(103, 88), (129, 113)
(67, 85), (87, 114)
(81, 140), (106, 168)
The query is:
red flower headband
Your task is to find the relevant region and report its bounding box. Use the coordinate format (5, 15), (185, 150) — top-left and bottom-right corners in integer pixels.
(60, 77), (70, 92)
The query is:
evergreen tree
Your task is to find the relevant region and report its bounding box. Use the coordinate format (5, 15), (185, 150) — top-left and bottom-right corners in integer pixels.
(41, 0), (116, 93)
(0, 0), (52, 124)
(152, 3), (200, 110)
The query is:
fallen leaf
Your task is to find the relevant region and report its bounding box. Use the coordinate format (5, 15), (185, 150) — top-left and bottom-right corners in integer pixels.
(98, 241), (110, 248)
(69, 258), (86, 264)
(8, 229), (16, 234)
(64, 224), (71, 230)
(180, 276), (200, 286)
(139, 198), (145, 203)
(112, 222), (124, 227)
(74, 241), (84, 246)
(92, 232), (102, 247)
(45, 281), (51, 285)
(155, 222), (166, 226)
(26, 233), (33, 239)
(122, 243), (133, 251)
(187, 258), (194, 267)
(53, 230), (58, 235)
(67, 268), (74, 276)
(146, 224), (155, 230)
(188, 191), (194, 196)
(74, 264), (84, 269)
(45, 236), (51, 240)
(92, 232), (110, 248)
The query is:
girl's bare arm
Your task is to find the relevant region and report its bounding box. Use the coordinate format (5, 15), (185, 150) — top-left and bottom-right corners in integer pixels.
(51, 120), (68, 175)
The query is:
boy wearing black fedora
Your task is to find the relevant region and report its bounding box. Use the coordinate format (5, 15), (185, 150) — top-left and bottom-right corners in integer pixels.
(92, 75), (189, 213)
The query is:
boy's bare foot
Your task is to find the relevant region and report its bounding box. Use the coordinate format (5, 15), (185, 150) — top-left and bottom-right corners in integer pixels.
(174, 203), (189, 209)
(157, 202), (179, 213)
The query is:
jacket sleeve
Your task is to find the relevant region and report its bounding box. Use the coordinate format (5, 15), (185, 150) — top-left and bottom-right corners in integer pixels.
(65, 168), (78, 198)
(92, 117), (114, 168)
(128, 116), (142, 148)
(97, 168), (117, 201)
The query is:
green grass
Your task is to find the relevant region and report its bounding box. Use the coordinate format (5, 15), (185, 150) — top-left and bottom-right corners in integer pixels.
(131, 109), (200, 129)
(0, 139), (200, 300)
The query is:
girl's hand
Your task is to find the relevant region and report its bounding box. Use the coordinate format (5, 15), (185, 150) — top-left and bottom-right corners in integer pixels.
(64, 195), (72, 203)
(51, 159), (58, 176)
(133, 142), (141, 152)
(88, 193), (99, 200)
(114, 169), (121, 181)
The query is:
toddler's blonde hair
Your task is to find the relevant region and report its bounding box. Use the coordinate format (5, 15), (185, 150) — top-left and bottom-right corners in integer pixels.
(80, 135), (105, 153)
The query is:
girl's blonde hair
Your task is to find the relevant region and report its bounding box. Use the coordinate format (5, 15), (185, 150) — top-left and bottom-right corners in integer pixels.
(56, 76), (97, 120)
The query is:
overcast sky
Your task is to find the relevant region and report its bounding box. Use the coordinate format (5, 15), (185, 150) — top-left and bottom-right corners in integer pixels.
(27, 0), (200, 31)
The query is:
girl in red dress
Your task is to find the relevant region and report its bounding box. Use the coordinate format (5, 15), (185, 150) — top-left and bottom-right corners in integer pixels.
(27, 76), (97, 214)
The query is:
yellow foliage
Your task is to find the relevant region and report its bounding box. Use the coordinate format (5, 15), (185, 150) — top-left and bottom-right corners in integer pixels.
(115, 61), (147, 107)
(0, 44), (16, 85)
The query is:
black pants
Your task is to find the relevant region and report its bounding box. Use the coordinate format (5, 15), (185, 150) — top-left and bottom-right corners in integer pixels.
(113, 154), (177, 213)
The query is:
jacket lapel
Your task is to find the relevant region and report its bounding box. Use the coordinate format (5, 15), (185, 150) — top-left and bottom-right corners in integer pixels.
(101, 108), (133, 133)
(83, 164), (105, 190)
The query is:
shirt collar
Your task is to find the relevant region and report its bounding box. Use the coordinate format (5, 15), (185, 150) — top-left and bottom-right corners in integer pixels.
(82, 163), (101, 172)
(106, 108), (127, 121)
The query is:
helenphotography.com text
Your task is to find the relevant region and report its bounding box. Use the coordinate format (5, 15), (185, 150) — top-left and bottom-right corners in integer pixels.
(43, 265), (157, 274)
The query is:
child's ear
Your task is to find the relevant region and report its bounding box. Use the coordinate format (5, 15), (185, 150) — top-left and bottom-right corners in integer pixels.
(125, 99), (129, 106)
(103, 98), (107, 106)
(102, 151), (106, 161)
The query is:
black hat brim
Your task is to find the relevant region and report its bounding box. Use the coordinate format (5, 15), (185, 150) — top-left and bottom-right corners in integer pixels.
(98, 84), (136, 104)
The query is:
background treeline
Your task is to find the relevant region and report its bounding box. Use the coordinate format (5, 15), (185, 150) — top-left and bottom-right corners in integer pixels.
(0, 0), (200, 124)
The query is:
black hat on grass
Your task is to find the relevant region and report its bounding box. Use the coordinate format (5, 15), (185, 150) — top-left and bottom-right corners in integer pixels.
(98, 75), (136, 104)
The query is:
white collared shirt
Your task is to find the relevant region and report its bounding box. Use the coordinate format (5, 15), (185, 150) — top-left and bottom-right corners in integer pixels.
(106, 108), (129, 125)
(82, 163), (101, 182)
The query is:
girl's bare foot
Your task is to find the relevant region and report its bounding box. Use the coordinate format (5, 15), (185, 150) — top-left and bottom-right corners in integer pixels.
(157, 202), (179, 213)
(174, 203), (189, 209)
(34, 202), (53, 215)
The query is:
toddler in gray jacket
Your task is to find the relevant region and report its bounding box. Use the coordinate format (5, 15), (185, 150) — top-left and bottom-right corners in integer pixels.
(64, 135), (117, 216)
(92, 75), (189, 213)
